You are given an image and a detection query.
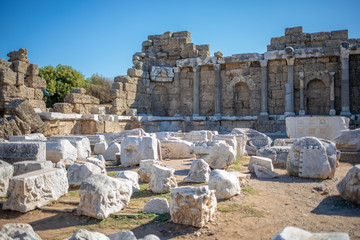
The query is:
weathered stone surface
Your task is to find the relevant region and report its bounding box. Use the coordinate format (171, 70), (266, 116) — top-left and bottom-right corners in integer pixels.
(67, 162), (103, 188)
(46, 140), (78, 167)
(253, 164), (280, 178)
(115, 171), (140, 193)
(0, 223), (41, 240)
(286, 117), (349, 141)
(229, 171), (250, 187)
(108, 230), (136, 240)
(193, 141), (236, 169)
(53, 102), (74, 113)
(13, 160), (53, 176)
(144, 198), (170, 214)
(231, 128), (272, 152)
(87, 157), (107, 174)
(65, 229), (109, 240)
(25, 75), (47, 90)
(0, 142), (46, 164)
(149, 165), (177, 193)
(77, 174), (133, 219)
(138, 159), (166, 183)
(170, 186), (217, 228)
(161, 138), (194, 159)
(49, 136), (91, 160)
(270, 226), (350, 240)
(183, 130), (212, 142)
(3, 168), (68, 212)
(287, 137), (335, 179)
(94, 141), (108, 155)
(0, 160), (14, 197)
(9, 133), (47, 142)
(64, 93), (100, 105)
(5, 99), (46, 132)
(334, 129), (360, 152)
(121, 136), (159, 167)
(337, 165), (360, 205)
(103, 142), (121, 161)
(150, 66), (174, 82)
(71, 88), (87, 94)
(248, 156), (274, 173)
(256, 146), (291, 168)
(208, 169), (241, 200)
(7, 48), (29, 62)
(139, 235), (161, 240)
(184, 159), (211, 183)
(273, 138), (297, 146)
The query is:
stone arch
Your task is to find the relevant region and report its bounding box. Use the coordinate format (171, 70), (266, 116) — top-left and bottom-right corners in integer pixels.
(150, 85), (169, 116)
(233, 82), (250, 116)
(306, 79), (329, 115)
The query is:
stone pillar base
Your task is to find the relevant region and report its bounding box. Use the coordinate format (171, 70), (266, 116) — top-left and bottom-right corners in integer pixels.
(259, 112), (269, 121)
(329, 109), (336, 116)
(340, 111), (351, 116)
(299, 110), (306, 115)
(284, 112), (295, 116)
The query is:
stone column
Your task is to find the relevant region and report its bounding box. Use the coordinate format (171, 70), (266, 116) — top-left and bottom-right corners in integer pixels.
(174, 67), (181, 116)
(329, 71), (336, 116)
(214, 64), (222, 116)
(285, 57), (295, 116)
(340, 50), (351, 116)
(299, 72), (305, 115)
(193, 66), (200, 116)
(259, 60), (268, 119)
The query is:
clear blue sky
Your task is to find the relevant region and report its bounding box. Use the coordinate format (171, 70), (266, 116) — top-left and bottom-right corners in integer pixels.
(1, 0), (359, 80)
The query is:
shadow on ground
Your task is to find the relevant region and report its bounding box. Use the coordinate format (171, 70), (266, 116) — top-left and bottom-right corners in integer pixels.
(311, 195), (360, 217)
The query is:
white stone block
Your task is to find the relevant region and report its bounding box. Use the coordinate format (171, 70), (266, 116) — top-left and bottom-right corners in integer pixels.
(137, 159), (166, 183)
(46, 140), (77, 167)
(67, 162), (103, 188)
(208, 169), (240, 200)
(161, 138), (194, 159)
(0, 160), (14, 197)
(103, 142), (121, 161)
(121, 136), (159, 167)
(13, 160), (53, 176)
(149, 165), (177, 193)
(144, 198), (169, 214)
(0, 142), (46, 164)
(184, 159), (211, 183)
(49, 136), (91, 160)
(115, 171), (140, 193)
(248, 156), (274, 173)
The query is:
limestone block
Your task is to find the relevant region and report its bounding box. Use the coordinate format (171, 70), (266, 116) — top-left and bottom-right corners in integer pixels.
(271, 226), (350, 240)
(208, 169), (241, 200)
(103, 142), (121, 161)
(121, 136), (159, 167)
(0, 223), (41, 240)
(249, 156), (274, 173)
(64, 93), (100, 105)
(108, 230), (137, 240)
(94, 141), (108, 154)
(253, 165), (279, 179)
(87, 157), (107, 174)
(127, 67), (143, 78)
(53, 102), (74, 113)
(0, 160), (14, 197)
(115, 171), (140, 193)
(230, 171), (250, 187)
(26, 64), (39, 76)
(170, 186), (216, 227)
(320, 139), (338, 178)
(77, 174), (133, 219)
(46, 140), (77, 167)
(161, 138), (194, 159)
(335, 129), (360, 152)
(138, 159), (166, 183)
(65, 229), (109, 240)
(193, 141), (236, 169)
(183, 130), (211, 142)
(3, 168), (68, 212)
(85, 134), (106, 147)
(150, 66), (174, 82)
(231, 128), (272, 149)
(11, 60), (29, 74)
(184, 159), (211, 183)
(337, 165), (360, 205)
(7, 48), (29, 62)
(126, 108), (137, 116)
(286, 116), (349, 141)
(13, 160), (53, 176)
(9, 133), (46, 142)
(149, 165), (177, 193)
(0, 59), (12, 70)
(28, 99), (46, 112)
(213, 135), (237, 156)
(144, 198), (169, 214)
(67, 162), (103, 188)
(6, 99), (46, 132)
(25, 75), (46, 90)
(273, 138), (297, 146)
(0, 68), (17, 86)
(49, 136), (91, 160)
(0, 142), (46, 164)
(119, 128), (148, 137)
(256, 146), (291, 168)
(71, 87), (87, 94)
(287, 137), (335, 179)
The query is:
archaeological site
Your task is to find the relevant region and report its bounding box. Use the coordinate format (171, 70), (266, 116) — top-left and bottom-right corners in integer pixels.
(0, 26), (359, 240)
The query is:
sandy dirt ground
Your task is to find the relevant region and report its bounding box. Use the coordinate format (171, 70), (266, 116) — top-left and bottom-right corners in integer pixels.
(0, 158), (359, 240)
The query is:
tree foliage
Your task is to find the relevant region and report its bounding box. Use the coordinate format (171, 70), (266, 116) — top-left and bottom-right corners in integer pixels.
(39, 64), (87, 107)
(86, 73), (113, 103)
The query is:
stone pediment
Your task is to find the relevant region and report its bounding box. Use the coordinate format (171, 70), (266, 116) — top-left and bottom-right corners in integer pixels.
(150, 66), (174, 82)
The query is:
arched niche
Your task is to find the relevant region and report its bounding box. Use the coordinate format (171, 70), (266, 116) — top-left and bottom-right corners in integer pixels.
(233, 82), (250, 116)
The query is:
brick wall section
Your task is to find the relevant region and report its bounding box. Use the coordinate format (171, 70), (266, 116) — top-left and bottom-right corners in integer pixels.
(350, 54), (360, 114)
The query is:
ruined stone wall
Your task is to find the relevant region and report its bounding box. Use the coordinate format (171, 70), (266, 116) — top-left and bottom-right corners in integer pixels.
(179, 67), (193, 116)
(350, 54), (360, 114)
(199, 65), (215, 116)
(0, 49), (46, 113)
(267, 60), (287, 115)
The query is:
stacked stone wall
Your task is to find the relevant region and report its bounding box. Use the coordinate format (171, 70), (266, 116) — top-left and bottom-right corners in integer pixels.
(349, 54), (360, 114)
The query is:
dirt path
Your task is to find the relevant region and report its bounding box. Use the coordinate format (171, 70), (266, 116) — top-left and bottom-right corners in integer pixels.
(0, 159), (359, 240)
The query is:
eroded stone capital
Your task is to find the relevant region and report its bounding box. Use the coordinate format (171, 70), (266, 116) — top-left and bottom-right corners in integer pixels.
(286, 57), (295, 66)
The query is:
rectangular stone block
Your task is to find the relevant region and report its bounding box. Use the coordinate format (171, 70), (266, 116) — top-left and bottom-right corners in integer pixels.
(71, 88), (86, 94)
(0, 69), (17, 86)
(0, 142), (46, 164)
(26, 64), (39, 76)
(28, 100), (46, 112)
(13, 161), (53, 176)
(11, 61), (29, 74)
(25, 76), (46, 90)
(0, 160), (14, 197)
(112, 82), (123, 90)
(64, 93), (100, 105)
(330, 30), (348, 40)
(285, 26), (303, 36)
(123, 83), (137, 92)
(3, 168), (68, 212)
(310, 32), (330, 42)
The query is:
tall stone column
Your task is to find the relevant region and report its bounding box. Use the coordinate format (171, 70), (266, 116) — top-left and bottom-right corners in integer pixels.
(193, 65), (200, 116)
(329, 71), (336, 116)
(299, 72), (305, 115)
(340, 50), (351, 116)
(214, 64), (222, 116)
(174, 67), (181, 116)
(259, 60), (268, 119)
(285, 57), (295, 116)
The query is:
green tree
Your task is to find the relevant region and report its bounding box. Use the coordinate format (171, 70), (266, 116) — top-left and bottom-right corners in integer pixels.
(87, 73), (113, 103)
(39, 64), (87, 107)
